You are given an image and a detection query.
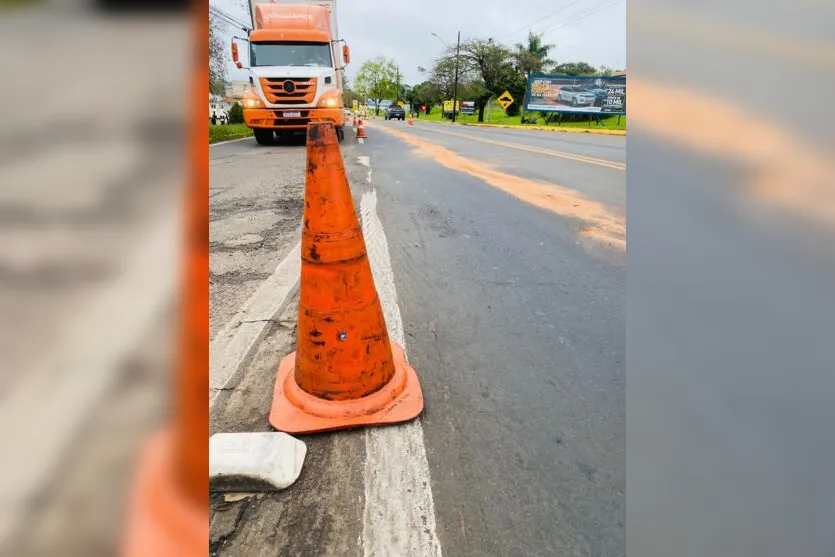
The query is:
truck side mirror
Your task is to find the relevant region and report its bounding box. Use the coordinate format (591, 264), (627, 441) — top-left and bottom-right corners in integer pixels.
(231, 42), (239, 63)
(342, 44), (351, 64)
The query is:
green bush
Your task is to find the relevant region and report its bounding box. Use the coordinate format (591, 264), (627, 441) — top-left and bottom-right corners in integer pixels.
(228, 102), (244, 124)
(520, 112), (539, 124)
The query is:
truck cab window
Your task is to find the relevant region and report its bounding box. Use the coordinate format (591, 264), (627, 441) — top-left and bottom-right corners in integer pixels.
(250, 42), (333, 67)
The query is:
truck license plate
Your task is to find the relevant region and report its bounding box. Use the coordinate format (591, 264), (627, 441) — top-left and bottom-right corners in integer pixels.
(283, 111), (301, 118)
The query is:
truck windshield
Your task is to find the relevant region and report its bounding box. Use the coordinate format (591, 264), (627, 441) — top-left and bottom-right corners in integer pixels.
(250, 42), (332, 67)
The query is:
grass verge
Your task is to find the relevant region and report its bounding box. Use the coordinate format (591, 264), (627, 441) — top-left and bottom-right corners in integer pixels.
(418, 105), (626, 132)
(209, 124), (253, 144)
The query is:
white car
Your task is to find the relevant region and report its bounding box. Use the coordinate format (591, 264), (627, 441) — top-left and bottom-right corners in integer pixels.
(558, 86), (596, 107)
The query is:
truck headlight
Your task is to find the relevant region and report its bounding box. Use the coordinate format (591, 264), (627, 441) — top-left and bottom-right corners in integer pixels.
(318, 91), (341, 108)
(243, 96), (264, 109)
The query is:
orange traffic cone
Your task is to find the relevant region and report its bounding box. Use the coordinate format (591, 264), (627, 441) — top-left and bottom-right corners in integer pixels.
(353, 115), (358, 127)
(269, 122), (423, 434)
(408, 116), (414, 126)
(356, 120), (367, 139)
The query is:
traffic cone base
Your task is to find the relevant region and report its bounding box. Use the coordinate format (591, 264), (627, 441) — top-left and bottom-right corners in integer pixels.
(356, 121), (366, 139)
(270, 341), (423, 434)
(121, 430), (205, 557)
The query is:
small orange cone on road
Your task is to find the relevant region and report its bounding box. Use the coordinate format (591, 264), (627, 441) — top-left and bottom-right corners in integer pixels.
(353, 115), (358, 127)
(269, 122), (423, 434)
(408, 116), (414, 126)
(356, 120), (367, 139)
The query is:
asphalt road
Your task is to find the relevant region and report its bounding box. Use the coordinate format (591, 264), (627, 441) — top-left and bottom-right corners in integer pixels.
(209, 121), (625, 555)
(368, 120), (625, 556)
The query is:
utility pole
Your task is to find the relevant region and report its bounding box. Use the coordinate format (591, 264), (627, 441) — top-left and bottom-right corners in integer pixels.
(452, 30), (460, 123)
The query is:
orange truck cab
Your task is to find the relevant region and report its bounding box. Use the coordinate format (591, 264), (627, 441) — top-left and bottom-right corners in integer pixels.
(233, 0), (350, 144)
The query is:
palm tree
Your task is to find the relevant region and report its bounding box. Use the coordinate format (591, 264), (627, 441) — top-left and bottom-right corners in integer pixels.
(514, 32), (555, 75)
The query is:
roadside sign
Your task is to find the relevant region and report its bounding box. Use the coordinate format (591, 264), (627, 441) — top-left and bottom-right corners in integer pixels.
(352, 99), (358, 111)
(443, 100), (460, 112)
(497, 90), (514, 110)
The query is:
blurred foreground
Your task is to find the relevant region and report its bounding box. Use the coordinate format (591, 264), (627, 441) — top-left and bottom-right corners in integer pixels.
(629, 1), (835, 556)
(0, 0), (189, 554)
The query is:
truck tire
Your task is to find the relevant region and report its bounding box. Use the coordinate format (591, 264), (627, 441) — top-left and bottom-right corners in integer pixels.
(254, 129), (274, 145)
(336, 126), (345, 142)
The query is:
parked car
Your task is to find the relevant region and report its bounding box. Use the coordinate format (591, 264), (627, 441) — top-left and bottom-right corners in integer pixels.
(585, 87), (607, 107)
(385, 105), (406, 120)
(558, 86), (596, 106)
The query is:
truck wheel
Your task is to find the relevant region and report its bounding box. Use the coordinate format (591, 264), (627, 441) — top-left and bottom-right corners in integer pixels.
(254, 129), (274, 145)
(336, 126), (345, 142)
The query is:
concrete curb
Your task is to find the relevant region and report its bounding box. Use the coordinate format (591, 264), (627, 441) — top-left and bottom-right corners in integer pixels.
(209, 242), (301, 408)
(460, 122), (626, 135)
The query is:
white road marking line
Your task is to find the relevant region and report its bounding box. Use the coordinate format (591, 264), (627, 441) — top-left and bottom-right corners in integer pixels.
(357, 156), (442, 557)
(209, 136), (254, 147)
(209, 242), (301, 408)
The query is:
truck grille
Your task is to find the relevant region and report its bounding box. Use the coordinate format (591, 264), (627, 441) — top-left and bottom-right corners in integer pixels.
(248, 110), (312, 127)
(260, 77), (317, 105)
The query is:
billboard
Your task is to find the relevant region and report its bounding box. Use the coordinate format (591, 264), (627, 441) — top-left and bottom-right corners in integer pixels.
(523, 74), (626, 115)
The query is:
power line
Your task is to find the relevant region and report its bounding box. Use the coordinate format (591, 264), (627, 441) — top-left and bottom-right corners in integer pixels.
(539, 0), (624, 34)
(496, 0), (592, 42)
(210, 8), (250, 31)
(209, 4), (251, 31)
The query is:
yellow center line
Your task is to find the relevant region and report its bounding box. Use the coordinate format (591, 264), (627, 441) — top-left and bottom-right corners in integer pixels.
(371, 123), (626, 251)
(410, 124), (627, 171)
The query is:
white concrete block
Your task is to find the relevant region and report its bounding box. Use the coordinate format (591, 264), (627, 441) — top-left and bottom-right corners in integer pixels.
(210, 432), (306, 492)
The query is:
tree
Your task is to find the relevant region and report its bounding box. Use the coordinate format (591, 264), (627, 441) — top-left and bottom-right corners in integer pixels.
(513, 32), (554, 76)
(551, 61), (597, 76)
(209, 14), (227, 95)
(354, 57), (398, 115)
(599, 65), (614, 76)
(428, 54), (463, 100)
(404, 81), (440, 114)
(228, 102), (244, 124)
(459, 38), (514, 122)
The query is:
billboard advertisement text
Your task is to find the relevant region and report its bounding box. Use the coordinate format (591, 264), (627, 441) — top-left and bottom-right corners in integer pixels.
(524, 74), (626, 114)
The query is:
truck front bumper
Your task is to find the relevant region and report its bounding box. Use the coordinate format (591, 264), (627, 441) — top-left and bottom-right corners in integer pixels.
(244, 107), (345, 130)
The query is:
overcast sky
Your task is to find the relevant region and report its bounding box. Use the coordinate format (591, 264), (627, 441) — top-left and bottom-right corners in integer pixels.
(212, 0), (625, 86)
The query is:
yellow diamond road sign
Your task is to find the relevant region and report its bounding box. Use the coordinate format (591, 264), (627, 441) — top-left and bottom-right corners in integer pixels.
(497, 90), (514, 109)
